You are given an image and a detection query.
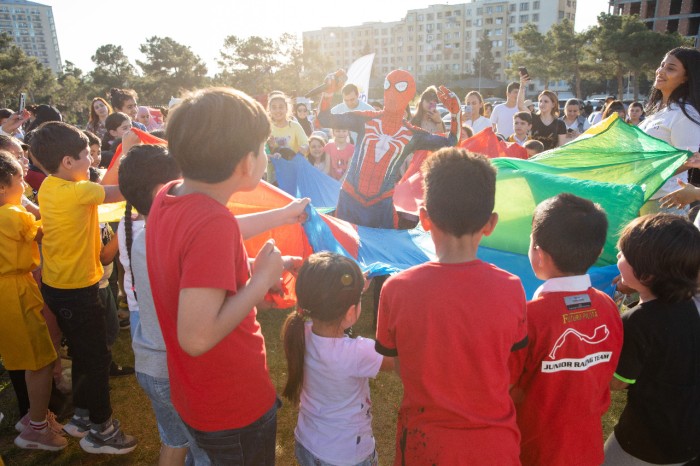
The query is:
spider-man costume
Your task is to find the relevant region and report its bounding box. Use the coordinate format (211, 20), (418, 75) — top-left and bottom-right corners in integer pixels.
(318, 70), (461, 228)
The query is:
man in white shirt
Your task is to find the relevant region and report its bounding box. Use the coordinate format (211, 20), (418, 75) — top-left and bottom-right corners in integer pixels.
(331, 84), (374, 144)
(490, 82), (520, 137)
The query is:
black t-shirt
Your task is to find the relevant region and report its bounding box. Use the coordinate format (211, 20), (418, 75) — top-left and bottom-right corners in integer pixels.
(530, 114), (566, 151)
(614, 298), (700, 463)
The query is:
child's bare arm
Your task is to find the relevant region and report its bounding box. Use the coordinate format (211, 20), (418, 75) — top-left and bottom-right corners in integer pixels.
(100, 232), (119, 265)
(100, 130), (140, 186)
(236, 198), (310, 240)
(177, 239), (284, 356)
(22, 195), (40, 219)
(379, 356), (395, 372)
(102, 185), (125, 203)
(610, 376), (629, 391)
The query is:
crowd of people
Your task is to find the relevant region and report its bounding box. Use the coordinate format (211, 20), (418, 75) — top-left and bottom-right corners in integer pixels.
(0, 46), (699, 466)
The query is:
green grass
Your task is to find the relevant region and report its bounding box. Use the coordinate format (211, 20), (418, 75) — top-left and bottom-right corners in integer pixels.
(0, 289), (625, 465)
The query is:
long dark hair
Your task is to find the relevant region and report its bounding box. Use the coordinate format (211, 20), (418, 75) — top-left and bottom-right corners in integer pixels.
(282, 252), (364, 404)
(646, 47), (700, 126)
(118, 144), (180, 299)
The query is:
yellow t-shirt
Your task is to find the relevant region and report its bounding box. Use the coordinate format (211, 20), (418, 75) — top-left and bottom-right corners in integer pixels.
(38, 176), (106, 289)
(0, 204), (40, 275)
(270, 120), (309, 153)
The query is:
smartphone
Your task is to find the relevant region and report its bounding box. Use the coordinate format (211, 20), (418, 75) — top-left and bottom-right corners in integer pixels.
(18, 92), (26, 113)
(464, 104), (472, 114)
(518, 66), (529, 77)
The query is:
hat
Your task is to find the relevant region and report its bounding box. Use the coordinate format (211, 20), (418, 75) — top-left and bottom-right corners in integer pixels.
(523, 99), (534, 108)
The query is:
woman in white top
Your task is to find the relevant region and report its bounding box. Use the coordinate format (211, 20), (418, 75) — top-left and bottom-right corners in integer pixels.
(638, 47), (700, 214)
(463, 91), (493, 135)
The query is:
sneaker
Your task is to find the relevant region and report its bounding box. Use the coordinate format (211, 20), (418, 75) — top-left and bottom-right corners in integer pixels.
(109, 361), (135, 377)
(14, 425), (68, 451)
(119, 317), (130, 330)
(63, 415), (91, 438)
(79, 419), (137, 455)
(15, 411), (65, 434)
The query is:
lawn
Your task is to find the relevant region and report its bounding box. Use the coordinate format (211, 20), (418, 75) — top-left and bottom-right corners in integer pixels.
(0, 288), (626, 465)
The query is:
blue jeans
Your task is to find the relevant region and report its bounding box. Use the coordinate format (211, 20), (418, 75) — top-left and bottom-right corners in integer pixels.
(186, 398), (280, 466)
(136, 372), (210, 465)
(295, 442), (378, 466)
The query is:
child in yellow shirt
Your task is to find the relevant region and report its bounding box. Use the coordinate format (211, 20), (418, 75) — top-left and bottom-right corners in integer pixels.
(30, 122), (136, 454)
(0, 151), (66, 451)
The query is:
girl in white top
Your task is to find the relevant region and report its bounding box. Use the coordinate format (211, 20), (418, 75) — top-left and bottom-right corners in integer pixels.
(640, 47), (700, 213)
(463, 90), (493, 134)
(283, 252), (393, 466)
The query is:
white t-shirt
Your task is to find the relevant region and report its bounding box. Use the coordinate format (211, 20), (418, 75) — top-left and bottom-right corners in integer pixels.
(295, 322), (383, 465)
(117, 216), (146, 313)
(490, 102), (519, 137)
(639, 103), (700, 199)
(465, 115), (493, 135)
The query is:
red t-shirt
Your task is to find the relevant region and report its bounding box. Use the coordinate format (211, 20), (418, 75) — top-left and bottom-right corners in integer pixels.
(324, 142), (354, 180)
(376, 260), (527, 465)
(146, 181), (276, 432)
(509, 286), (623, 466)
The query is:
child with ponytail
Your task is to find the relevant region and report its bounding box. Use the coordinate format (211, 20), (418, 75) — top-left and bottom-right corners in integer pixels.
(283, 252), (393, 466)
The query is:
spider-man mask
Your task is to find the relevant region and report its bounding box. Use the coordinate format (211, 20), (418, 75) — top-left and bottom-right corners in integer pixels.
(383, 70), (416, 115)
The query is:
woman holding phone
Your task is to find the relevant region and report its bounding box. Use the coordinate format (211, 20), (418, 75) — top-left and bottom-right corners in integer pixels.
(410, 86), (445, 134)
(517, 70), (566, 150)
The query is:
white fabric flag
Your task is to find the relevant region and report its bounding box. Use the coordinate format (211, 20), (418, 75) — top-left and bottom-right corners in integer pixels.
(346, 53), (375, 103)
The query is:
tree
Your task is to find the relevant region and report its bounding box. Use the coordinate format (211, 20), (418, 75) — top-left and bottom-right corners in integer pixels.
(473, 31), (497, 81)
(0, 33), (56, 108)
(548, 19), (594, 98)
(509, 24), (556, 89)
(273, 33), (304, 95)
(217, 35), (279, 95)
(90, 44), (137, 93)
(137, 36), (208, 104)
(54, 61), (95, 124)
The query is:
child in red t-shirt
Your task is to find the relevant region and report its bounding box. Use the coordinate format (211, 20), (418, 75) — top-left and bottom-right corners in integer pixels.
(146, 88), (309, 465)
(509, 193), (623, 466)
(376, 148), (528, 465)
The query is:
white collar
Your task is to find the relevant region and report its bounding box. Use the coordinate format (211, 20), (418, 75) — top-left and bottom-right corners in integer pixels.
(533, 274), (591, 299)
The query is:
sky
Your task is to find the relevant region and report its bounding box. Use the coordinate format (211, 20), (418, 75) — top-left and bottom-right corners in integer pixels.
(46, 0), (611, 75)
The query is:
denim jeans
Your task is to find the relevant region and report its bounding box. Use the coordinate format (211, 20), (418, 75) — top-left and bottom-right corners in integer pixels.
(41, 283), (112, 424)
(136, 372), (210, 465)
(186, 398), (280, 466)
(295, 442), (378, 466)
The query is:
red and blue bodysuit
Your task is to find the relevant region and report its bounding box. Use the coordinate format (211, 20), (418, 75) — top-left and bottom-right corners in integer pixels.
(318, 70), (461, 228)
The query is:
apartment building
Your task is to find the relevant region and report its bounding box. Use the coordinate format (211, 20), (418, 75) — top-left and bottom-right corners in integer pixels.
(0, 0), (61, 73)
(303, 0), (576, 86)
(609, 0), (700, 45)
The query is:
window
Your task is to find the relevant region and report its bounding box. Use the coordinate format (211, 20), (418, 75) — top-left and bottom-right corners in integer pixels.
(418, 14), (424, 21)
(427, 13), (434, 20)
(644, 1), (657, 18)
(487, 6), (493, 14)
(510, 15), (516, 23)
(532, 13), (539, 21)
(670, 0), (682, 14)
(486, 17), (494, 24)
(465, 20), (472, 26)
(408, 25), (414, 32)
(520, 2), (529, 11)
(496, 5), (504, 12)
(559, 10), (565, 19)
(508, 38), (515, 47)
(496, 17), (503, 24)
(477, 7), (483, 15)
(520, 14), (529, 22)
(667, 18), (679, 32)
(454, 31), (460, 38)
(533, 1), (540, 8)
(495, 28), (503, 35)
(629, 2), (641, 15)
(437, 12), (443, 18)
(476, 18), (483, 26)
(510, 4), (517, 11)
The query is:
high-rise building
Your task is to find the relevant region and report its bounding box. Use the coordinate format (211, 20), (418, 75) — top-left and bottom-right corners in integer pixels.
(609, 0), (700, 46)
(303, 0), (576, 86)
(0, 0), (62, 73)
